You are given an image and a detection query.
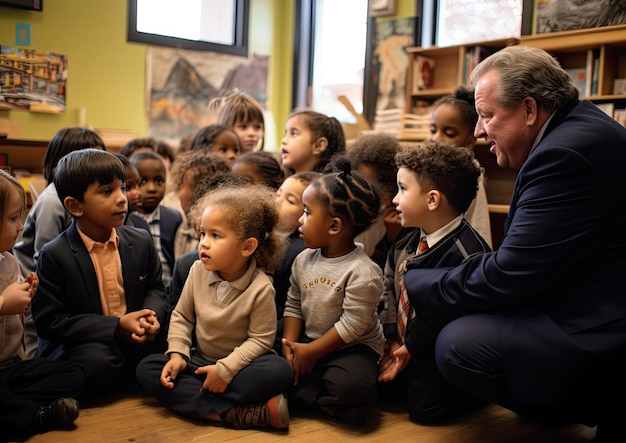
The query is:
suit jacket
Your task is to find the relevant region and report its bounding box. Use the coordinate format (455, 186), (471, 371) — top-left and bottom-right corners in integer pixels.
(32, 222), (168, 358)
(404, 100), (626, 349)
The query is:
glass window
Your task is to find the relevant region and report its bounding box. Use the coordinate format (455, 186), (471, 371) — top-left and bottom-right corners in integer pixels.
(310, 0), (368, 123)
(127, 0), (249, 57)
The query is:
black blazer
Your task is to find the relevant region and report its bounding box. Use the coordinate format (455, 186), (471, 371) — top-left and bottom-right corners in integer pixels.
(32, 222), (168, 357)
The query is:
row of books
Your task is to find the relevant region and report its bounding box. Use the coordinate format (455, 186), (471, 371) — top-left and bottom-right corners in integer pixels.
(371, 108), (432, 140)
(462, 46), (497, 86)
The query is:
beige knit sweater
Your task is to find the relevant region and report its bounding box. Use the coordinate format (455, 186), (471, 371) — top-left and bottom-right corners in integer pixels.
(167, 258), (277, 383)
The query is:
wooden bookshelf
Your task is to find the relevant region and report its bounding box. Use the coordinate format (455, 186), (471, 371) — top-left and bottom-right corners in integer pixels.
(400, 25), (626, 248)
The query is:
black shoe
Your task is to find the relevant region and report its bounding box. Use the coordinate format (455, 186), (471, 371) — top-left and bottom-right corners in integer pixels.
(26, 397), (79, 434)
(594, 417), (626, 443)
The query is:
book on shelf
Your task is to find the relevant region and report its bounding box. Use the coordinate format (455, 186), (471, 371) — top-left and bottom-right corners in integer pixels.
(614, 78), (626, 95)
(373, 108), (402, 134)
(590, 49), (600, 96)
(566, 67), (587, 97)
(583, 49), (594, 97)
(464, 46), (497, 85)
(413, 56), (435, 92)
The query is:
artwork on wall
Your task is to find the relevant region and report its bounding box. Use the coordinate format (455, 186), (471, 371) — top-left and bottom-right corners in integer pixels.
(0, 45), (67, 113)
(368, 16), (417, 113)
(146, 46), (269, 144)
(436, 0), (523, 47)
(534, 0), (626, 34)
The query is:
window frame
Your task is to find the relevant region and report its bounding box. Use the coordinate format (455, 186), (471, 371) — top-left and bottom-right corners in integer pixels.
(127, 0), (249, 57)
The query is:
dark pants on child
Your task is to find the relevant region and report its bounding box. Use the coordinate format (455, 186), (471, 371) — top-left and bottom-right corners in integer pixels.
(136, 352), (293, 422)
(0, 358), (83, 433)
(288, 343), (379, 426)
(47, 334), (166, 394)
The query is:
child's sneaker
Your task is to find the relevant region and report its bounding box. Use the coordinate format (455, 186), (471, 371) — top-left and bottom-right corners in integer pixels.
(26, 397), (79, 434)
(224, 393), (289, 429)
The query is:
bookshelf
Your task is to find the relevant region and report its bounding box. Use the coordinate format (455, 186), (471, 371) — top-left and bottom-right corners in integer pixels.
(401, 25), (626, 248)
(404, 38), (519, 114)
(521, 24), (626, 123)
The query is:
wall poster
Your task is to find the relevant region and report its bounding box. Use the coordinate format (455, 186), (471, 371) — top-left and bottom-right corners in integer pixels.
(0, 45), (67, 113)
(146, 46), (269, 145)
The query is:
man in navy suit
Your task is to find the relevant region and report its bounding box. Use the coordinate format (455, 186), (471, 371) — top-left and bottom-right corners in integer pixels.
(403, 45), (626, 442)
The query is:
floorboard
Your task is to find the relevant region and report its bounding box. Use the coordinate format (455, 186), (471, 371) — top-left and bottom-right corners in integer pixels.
(8, 392), (598, 442)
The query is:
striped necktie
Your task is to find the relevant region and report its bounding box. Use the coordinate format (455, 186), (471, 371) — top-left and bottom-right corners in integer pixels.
(397, 237), (429, 343)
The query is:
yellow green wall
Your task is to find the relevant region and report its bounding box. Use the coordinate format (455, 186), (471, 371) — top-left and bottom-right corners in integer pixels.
(0, 0), (294, 145)
(0, 0), (416, 144)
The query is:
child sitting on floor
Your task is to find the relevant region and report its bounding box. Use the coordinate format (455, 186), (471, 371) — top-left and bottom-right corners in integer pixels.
(282, 157), (385, 426)
(0, 169), (83, 438)
(32, 149), (168, 395)
(377, 141), (491, 424)
(137, 185), (293, 430)
(130, 151), (183, 287)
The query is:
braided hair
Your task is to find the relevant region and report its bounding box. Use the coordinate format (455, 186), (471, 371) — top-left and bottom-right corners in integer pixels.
(310, 155), (380, 237)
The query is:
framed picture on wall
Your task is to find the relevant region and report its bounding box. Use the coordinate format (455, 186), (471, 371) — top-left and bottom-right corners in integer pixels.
(435, 0), (523, 47)
(366, 16), (418, 113)
(369, 0), (397, 17)
(534, 0), (626, 34)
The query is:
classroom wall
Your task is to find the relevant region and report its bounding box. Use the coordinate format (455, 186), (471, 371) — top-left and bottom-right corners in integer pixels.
(0, 0), (418, 145)
(0, 0), (294, 147)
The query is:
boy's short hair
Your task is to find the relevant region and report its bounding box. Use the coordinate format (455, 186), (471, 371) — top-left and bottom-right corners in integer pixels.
(129, 150), (165, 167)
(395, 140), (480, 215)
(54, 149), (125, 203)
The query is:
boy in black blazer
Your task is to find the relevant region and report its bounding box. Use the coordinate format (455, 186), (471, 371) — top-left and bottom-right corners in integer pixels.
(32, 149), (168, 394)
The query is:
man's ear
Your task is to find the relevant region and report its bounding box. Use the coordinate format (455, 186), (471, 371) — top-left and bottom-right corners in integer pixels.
(241, 237), (259, 257)
(64, 196), (84, 218)
(427, 190), (441, 211)
(523, 97), (538, 126)
(328, 217), (343, 235)
(313, 137), (328, 155)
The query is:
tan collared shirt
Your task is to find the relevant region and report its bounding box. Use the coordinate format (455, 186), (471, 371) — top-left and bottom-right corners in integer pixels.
(77, 227), (126, 317)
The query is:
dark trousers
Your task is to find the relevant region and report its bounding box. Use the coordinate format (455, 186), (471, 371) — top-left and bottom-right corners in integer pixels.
(0, 358), (83, 433)
(136, 352), (293, 422)
(435, 311), (626, 426)
(288, 344), (379, 425)
(61, 335), (166, 394)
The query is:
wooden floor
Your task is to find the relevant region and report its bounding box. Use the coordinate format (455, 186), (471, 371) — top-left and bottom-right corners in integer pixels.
(10, 392), (598, 443)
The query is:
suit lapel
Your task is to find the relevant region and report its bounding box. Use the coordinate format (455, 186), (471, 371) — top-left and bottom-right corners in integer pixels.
(67, 222), (102, 313)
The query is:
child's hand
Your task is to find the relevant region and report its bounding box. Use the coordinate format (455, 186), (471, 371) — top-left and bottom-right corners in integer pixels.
(139, 312), (160, 340)
(0, 282), (33, 315)
(195, 364), (228, 393)
(378, 341), (411, 382)
(382, 206), (402, 241)
(116, 308), (156, 343)
(281, 338), (296, 367)
(24, 272), (39, 297)
(282, 338), (318, 385)
(160, 353), (187, 388)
